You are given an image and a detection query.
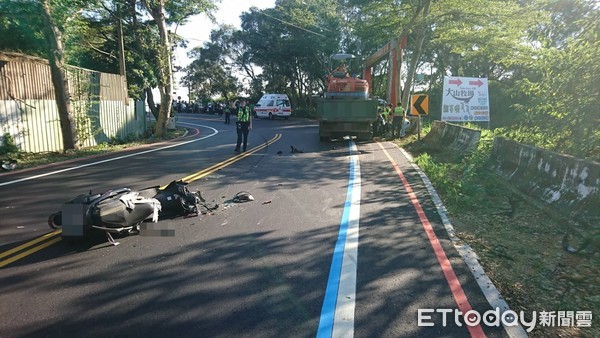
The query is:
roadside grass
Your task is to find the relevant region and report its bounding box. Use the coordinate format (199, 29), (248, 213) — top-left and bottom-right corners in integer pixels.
(397, 129), (599, 338)
(1, 128), (186, 171)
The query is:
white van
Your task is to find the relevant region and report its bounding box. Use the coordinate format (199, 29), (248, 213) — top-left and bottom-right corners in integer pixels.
(253, 94), (292, 119)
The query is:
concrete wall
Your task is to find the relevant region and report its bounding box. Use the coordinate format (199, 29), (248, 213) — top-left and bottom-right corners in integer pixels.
(422, 121), (481, 152)
(490, 137), (600, 229)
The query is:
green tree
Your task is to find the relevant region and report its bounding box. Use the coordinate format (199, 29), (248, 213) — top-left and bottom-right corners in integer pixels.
(0, 1), (46, 56)
(139, 0), (175, 138)
(138, 0), (217, 138)
(39, 0), (85, 150)
(237, 0), (343, 106)
(1, 0), (129, 150)
(183, 27), (239, 101)
(344, 0), (432, 106)
(348, 0), (538, 107)
(62, 1), (160, 101)
(53, 0), (171, 121)
(507, 0), (599, 160)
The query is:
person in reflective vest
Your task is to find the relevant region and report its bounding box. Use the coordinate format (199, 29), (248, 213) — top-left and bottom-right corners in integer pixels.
(224, 101), (232, 124)
(235, 99), (252, 152)
(391, 102), (405, 138)
(382, 104), (392, 134)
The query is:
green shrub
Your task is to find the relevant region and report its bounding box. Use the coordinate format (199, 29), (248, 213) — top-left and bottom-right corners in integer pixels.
(414, 152), (464, 207)
(413, 124), (498, 211)
(0, 133), (19, 156)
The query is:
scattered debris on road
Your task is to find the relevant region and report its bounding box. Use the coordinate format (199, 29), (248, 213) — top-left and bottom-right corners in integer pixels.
(1, 159), (17, 171)
(233, 191), (255, 203)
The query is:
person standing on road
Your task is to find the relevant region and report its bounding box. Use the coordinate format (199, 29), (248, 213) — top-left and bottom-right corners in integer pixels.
(235, 99), (252, 152)
(391, 101), (405, 139)
(224, 101), (231, 124)
(385, 103), (394, 134)
(374, 107), (385, 136)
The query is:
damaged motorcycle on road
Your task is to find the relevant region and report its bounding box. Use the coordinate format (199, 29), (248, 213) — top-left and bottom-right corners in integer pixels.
(48, 180), (210, 245)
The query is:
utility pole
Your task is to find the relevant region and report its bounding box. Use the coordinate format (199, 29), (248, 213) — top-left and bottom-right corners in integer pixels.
(117, 3), (128, 104)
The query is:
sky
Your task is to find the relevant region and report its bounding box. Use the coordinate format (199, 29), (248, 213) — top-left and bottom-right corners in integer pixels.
(171, 0), (276, 100)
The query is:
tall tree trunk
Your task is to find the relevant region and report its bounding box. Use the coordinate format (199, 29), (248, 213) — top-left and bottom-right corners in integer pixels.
(401, 0), (431, 111)
(141, 0), (172, 138)
(39, 0), (78, 150)
(289, 73), (296, 106)
(145, 87), (159, 120)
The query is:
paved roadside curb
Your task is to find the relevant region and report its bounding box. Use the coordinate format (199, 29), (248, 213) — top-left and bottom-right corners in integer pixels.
(0, 128), (192, 178)
(396, 143), (529, 338)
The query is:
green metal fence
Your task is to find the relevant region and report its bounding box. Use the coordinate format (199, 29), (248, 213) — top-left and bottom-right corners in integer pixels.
(0, 52), (146, 153)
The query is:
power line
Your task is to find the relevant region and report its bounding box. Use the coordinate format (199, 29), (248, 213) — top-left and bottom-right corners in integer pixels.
(258, 10), (326, 38)
(269, 6), (333, 33)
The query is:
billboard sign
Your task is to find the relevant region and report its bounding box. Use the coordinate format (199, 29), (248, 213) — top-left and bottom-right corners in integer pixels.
(441, 76), (490, 122)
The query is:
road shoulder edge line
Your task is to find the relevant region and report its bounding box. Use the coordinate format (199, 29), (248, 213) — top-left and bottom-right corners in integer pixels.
(0, 127), (194, 178)
(395, 144), (528, 338)
(0, 125), (216, 188)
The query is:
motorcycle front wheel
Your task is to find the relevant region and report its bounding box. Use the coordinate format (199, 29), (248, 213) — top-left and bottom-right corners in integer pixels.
(48, 212), (62, 229)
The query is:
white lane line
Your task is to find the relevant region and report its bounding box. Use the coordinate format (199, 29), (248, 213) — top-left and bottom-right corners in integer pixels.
(396, 144), (528, 338)
(317, 140), (361, 338)
(0, 124), (218, 188)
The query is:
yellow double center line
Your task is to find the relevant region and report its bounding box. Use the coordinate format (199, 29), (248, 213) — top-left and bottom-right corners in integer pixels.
(180, 133), (282, 183)
(0, 230), (62, 268)
(0, 133), (282, 268)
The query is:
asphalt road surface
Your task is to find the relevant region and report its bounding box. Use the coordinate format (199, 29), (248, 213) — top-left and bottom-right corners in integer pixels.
(0, 114), (520, 337)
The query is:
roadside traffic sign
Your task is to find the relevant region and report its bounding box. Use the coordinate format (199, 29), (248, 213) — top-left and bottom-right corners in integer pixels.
(411, 94), (428, 116)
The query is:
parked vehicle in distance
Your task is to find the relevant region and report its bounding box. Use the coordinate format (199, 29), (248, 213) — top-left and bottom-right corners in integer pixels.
(253, 94), (292, 119)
